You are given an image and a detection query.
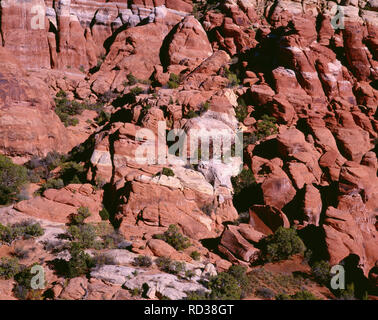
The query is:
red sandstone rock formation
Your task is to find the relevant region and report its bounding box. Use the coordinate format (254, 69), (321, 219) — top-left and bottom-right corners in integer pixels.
(0, 0), (377, 300)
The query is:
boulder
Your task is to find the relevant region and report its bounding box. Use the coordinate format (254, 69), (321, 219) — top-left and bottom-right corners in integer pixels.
(147, 238), (189, 262)
(323, 195), (378, 275)
(303, 184), (322, 226)
(167, 16), (213, 71)
(249, 205), (290, 235)
(59, 277), (88, 300)
(219, 224), (260, 263)
(13, 184), (103, 223)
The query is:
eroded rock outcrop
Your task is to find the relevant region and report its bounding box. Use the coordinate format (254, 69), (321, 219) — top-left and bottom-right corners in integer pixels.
(0, 0), (377, 300)
(0, 47), (76, 163)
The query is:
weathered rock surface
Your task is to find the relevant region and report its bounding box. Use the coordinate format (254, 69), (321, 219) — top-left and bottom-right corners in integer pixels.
(0, 0), (377, 300)
(324, 195), (378, 275)
(90, 263), (209, 300)
(0, 47), (76, 163)
(14, 184), (104, 223)
(167, 15), (213, 70)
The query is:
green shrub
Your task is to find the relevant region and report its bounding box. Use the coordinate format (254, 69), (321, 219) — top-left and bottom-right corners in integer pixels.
(276, 289), (318, 300)
(133, 255), (152, 268)
(101, 232), (124, 249)
(256, 114), (278, 139)
(130, 86), (144, 96)
(190, 251), (201, 261)
(235, 99), (248, 122)
(94, 222), (125, 249)
(208, 272), (242, 300)
(154, 224), (191, 251)
(224, 68), (240, 87)
(186, 110), (199, 119)
(338, 283), (357, 300)
(13, 263), (45, 300)
(39, 178), (64, 194)
(54, 91), (109, 127)
(127, 73), (138, 86)
(13, 247), (30, 260)
(185, 269), (195, 279)
(56, 90), (67, 98)
(36, 160), (87, 194)
(258, 227), (306, 262)
(192, 0), (222, 20)
(168, 261), (186, 275)
(311, 260), (331, 285)
(292, 290), (318, 300)
(161, 167), (175, 177)
(0, 155), (29, 205)
(227, 265), (250, 296)
(0, 257), (21, 279)
(54, 92), (86, 127)
(67, 224), (97, 249)
(185, 290), (209, 300)
(60, 161), (86, 185)
(90, 57), (105, 74)
(231, 168), (256, 196)
(155, 256), (171, 271)
(255, 287), (275, 299)
(142, 104), (152, 112)
(99, 91), (116, 104)
(243, 132), (259, 146)
(155, 257), (185, 275)
(99, 207), (110, 221)
(129, 287), (142, 297)
(167, 73), (180, 89)
(86, 101), (106, 114)
(94, 110), (111, 126)
(68, 206), (91, 225)
(0, 221), (44, 244)
(52, 242), (95, 278)
(231, 211), (250, 226)
(93, 253), (116, 266)
(67, 216), (124, 250)
(200, 203), (215, 216)
(94, 177), (106, 190)
(23, 223), (44, 238)
(26, 151), (66, 181)
(201, 101), (210, 114)
(247, 267), (310, 297)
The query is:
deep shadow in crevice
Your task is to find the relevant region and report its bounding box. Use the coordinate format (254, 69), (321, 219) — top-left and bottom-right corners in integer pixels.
(48, 21), (59, 57)
(160, 22), (180, 72)
(297, 225), (329, 265)
(103, 23), (130, 54)
(200, 236), (222, 254)
(370, 79), (378, 90)
(100, 144), (133, 230)
(102, 182), (123, 230)
(251, 139), (279, 160)
(112, 93), (138, 108)
(281, 186), (306, 223)
(232, 184), (264, 213)
(317, 182), (339, 225)
(67, 133), (97, 164)
(109, 107), (133, 123)
(340, 254), (370, 299)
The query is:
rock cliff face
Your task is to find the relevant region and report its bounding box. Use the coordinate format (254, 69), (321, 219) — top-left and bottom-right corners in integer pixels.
(0, 0), (377, 300)
(0, 47), (77, 163)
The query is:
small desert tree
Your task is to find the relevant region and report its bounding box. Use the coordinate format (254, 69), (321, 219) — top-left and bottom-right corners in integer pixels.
(0, 155), (29, 205)
(258, 227), (306, 262)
